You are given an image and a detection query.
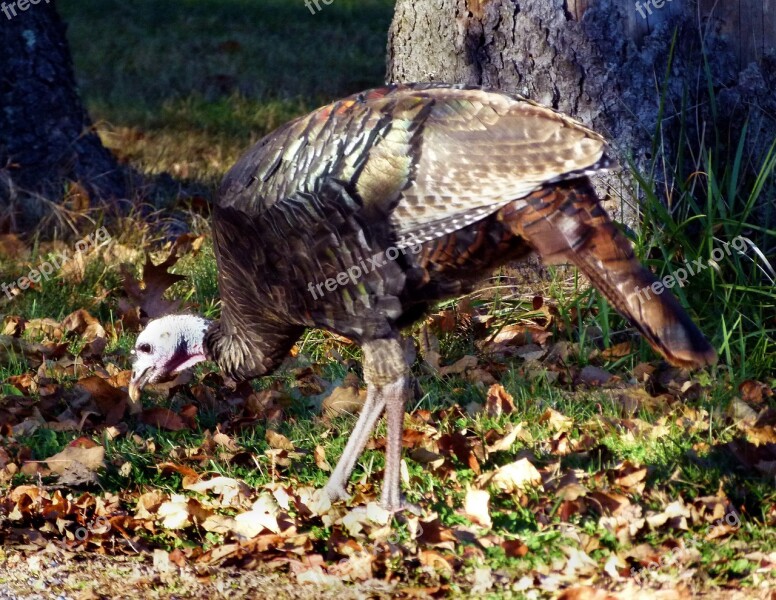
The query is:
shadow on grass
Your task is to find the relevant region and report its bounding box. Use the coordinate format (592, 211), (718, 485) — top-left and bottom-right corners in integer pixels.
(60, 0), (394, 135)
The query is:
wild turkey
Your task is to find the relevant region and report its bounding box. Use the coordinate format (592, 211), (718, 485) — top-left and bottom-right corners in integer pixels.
(129, 83), (716, 510)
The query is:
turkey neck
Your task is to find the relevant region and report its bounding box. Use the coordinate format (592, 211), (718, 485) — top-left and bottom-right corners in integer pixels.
(203, 320), (303, 382)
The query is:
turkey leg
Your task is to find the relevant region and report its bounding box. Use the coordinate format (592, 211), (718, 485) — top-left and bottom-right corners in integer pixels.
(379, 375), (409, 511)
(324, 384), (386, 502)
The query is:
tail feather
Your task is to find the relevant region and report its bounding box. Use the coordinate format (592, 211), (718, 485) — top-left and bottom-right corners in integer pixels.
(502, 179), (717, 368)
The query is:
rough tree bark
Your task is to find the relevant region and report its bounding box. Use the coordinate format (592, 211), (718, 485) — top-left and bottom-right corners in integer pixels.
(387, 0), (776, 227)
(0, 1), (126, 231)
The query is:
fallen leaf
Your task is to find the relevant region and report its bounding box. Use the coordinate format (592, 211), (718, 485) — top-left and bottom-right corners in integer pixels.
(438, 432), (481, 474)
(184, 476), (251, 507)
(119, 254), (186, 323)
(478, 323), (552, 352)
(135, 490), (165, 519)
(61, 309), (106, 343)
(418, 549), (454, 575)
(140, 407), (187, 431)
(439, 355), (478, 376)
(502, 539), (529, 557)
(485, 425), (526, 453)
(76, 375), (127, 425)
(539, 407), (574, 432)
(321, 384), (365, 419)
(266, 430), (295, 451)
(464, 487), (492, 528)
(169, 233), (205, 258)
(44, 443), (105, 475)
(477, 458), (543, 494)
(485, 383), (515, 417)
(158, 494), (192, 529)
(232, 494), (281, 537)
(314, 445), (331, 471)
(739, 379), (773, 407)
(578, 365), (613, 386)
(2, 316), (25, 337)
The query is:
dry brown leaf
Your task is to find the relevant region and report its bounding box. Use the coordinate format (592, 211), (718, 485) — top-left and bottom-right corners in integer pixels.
(2, 316), (25, 337)
(730, 397), (759, 425)
(158, 494), (193, 529)
(418, 549), (454, 575)
(645, 500), (690, 530)
(466, 368), (498, 386)
(169, 233), (205, 258)
(232, 494), (281, 537)
(478, 323), (552, 352)
(266, 430), (295, 451)
(485, 425), (526, 454)
(184, 476), (251, 507)
(599, 341), (635, 360)
(158, 462), (200, 482)
(64, 180), (91, 212)
(212, 431), (241, 452)
(502, 539), (529, 557)
(437, 355), (477, 377)
(76, 375), (127, 425)
(24, 318), (63, 340)
(314, 445), (332, 471)
(464, 487), (492, 528)
(119, 254), (186, 323)
(61, 309), (106, 343)
(477, 458), (542, 494)
(44, 443), (105, 475)
(706, 522), (739, 540)
(578, 365), (614, 386)
(135, 490), (165, 519)
(328, 552), (374, 581)
(557, 586), (619, 600)
(485, 383), (515, 417)
(747, 425), (776, 445)
(612, 461), (648, 491)
(437, 432), (481, 474)
(409, 447), (445, 467)
(558, 482), (588, 501)
(539, 407), (574, 432)
(739, 379), (773, 407)
(7, 372), (35, 394)
(0, 233), (29, 258)
(426, 310), (457, 334)
(140, 407), (187, 431)
(321, 384), (366, 419)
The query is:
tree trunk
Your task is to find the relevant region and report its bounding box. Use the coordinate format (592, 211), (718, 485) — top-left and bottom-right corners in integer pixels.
(387, 0), (776, 226)
(0, 1), (126, 232)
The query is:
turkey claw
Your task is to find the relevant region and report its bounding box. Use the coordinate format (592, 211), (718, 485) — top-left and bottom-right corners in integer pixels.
(324, 483), (351, 503)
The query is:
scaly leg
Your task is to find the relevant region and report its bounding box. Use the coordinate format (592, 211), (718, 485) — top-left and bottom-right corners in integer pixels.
(359, 337), (411, 511)
(324, 383), (386, 502)
(379, 375), (409, 511)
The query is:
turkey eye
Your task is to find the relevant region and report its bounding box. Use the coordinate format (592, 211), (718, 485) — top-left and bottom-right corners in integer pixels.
(138, 343), (152, 354)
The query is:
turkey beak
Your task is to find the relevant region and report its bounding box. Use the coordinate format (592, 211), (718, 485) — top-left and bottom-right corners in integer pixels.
(128, 366), (151, 412)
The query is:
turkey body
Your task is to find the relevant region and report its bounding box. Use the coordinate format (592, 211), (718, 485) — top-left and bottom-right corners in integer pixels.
(205, 83), (716, 509)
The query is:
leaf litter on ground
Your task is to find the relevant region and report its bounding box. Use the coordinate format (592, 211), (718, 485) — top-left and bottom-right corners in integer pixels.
(0, 233), (773, 596)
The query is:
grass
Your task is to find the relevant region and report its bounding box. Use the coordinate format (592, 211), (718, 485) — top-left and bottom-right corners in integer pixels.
(0, 0), (774, 596)
(59, 0), (395, 187)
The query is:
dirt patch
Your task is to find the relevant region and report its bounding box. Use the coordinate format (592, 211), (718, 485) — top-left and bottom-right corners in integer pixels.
(0, 547), (395, 600)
